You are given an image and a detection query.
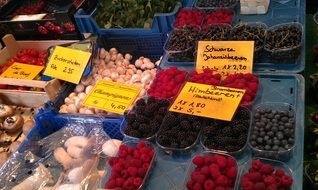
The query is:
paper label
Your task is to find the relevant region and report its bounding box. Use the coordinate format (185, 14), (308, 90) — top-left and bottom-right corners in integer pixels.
(83, 80), (141, 115)
(196, 41), (254, 77)
(169, 82), (245, 121)
(43, 46), (91, 84)
(0, 62), (43, 79)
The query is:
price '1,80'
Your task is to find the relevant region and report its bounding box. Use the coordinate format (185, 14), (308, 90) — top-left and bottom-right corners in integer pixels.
(111, 103), (126, 110)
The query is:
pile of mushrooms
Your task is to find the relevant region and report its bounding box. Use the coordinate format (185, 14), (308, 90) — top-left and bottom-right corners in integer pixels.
(59, 48), (160, 114)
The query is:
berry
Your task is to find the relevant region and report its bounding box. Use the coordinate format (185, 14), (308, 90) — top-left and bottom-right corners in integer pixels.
(200, 165), (210, 177)
(246, 172), (262, 183)
(264, 176), (276, 186)
(261, 164), (274, 175)
(241, 180), (254, 190)
(274, 169), (285, 177)
(128, 167), (138, 177)
(115, 178), (125, 186)
(138, 167), (147, 177)
(252, 160), (263, 170)
(133, 177), (142, 187)
(187, 180), (195, 189)
(193, 183), (202, 190)
(192, 173), (207, 184)
(254, 182), (266, 190)
(193, 156), (205, 167)
(281, 175), (293, 187)
(140, 154), (151, 163)
(204, 179), (215, 190)
(215, 155), (227, 168)
(105, 179), (116, 188)
(226, 167), (237, 179)
(215, 175), (229, 186)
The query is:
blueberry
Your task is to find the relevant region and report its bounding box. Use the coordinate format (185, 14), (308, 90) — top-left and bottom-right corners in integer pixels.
(272, 127), (278, 132)
(254, 113), (261, 119)
(251, 134), (257, 140)
(277, 132), (284, 140)
(285, 123), (292, 128)
(274, 114), (280, 120)
(257, 137), (263, 144)
(267, 131), (274, 137)
(288, 137), (294, 144)
(251, 140), (257, 146)
(260, 128), (265, 132)
(272, 119), (278, 123)
(266, 139), (273, 145)
(272, 145), (279, 151)
(284, 144), (291, 149)
(273, 139), (280, 145)
(281, 117), (289, 122)
(281, 139), (288, 146)
(288, 112), (294, 118)
(260, 131), (266, 136)
(279, 147), (285, 151)
(267, 113), (274, 119)
(265, 145), (271, 150)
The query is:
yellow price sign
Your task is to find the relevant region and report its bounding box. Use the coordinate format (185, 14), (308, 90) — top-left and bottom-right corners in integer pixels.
(83, 80), (141, 115)
(196, 41), (254, 77)
(0, 62), (44, 79)
(43, 46), (91, 84)
(169, 82), (245, 121)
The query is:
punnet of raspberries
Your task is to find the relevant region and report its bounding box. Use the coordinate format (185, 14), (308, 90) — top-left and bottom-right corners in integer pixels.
(222, 73), (259, 106)
(105, 141), (155, 190)
(174, 9), (204, 29)
(240, 159), (293, 190)
(147, 67), (187, 99)
(189, 68), (222, 86)
(186, 154), (238, 190)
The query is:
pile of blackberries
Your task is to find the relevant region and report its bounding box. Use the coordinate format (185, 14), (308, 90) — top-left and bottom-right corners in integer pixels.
(249, 107), (295, 153)
(199, 24), (231, 41)
(124, 97), (170, 139)
(156, 112), (202, 149)
(202, 108), (251, 153)
(195, 0), (237, 8)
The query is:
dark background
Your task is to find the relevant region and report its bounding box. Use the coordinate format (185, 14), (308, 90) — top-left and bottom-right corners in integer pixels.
(307, 0), (318, 14)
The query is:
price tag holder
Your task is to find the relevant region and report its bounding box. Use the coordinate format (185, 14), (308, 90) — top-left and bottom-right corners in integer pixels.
(169, 82), (245, 121)
(43, 46), (91, 84)
(82, 80), (141, 115)
(0, 62), (44, 79)
(196, 41), (254, 77)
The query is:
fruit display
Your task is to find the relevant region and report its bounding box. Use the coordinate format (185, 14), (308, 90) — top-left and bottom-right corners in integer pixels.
(104, 141), (155, 189)
(201, 107), (251, 154)
(249, 103), (295, 160)
(156, 112), (202, 150)
(222, 73), (259, 106)
(123, 97), (170, 139)
(186, 153), (238, 190)
(239, 159), (293, 190)
(37, 21), (76, 36)
(59, 48), (158, 114)
(94, 0), (180, 29)
(264, 23), (303, 61)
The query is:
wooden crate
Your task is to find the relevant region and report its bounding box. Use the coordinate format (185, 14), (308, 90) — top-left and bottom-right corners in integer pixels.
(0, 34), (78, 107)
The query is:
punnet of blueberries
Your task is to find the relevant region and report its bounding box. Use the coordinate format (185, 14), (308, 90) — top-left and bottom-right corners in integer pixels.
(156, 112), (203, 149)
(249, 105), (295, 157)
(124, 97), (170, 139)
(201, 107), (251, 153)
(195, 0), (238, 9)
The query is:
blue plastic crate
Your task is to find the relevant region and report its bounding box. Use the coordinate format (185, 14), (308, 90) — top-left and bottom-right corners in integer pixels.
(161, 0), (305, 73)
(119, 73), (304, 190)
(74, 0), (194, 35)
(30, 109), (125, 141)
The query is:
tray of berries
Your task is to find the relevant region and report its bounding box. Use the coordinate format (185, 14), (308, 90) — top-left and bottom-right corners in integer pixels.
(102, 140), (156, 190)
(121, 97), (171, 141)
(237, 158), (294, 190)
(0, 0), (97, 40)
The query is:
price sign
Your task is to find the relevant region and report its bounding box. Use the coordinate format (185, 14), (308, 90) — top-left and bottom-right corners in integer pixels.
(196, 41), (254, 77)
(0, 62), (43, 79)
(43, 46), (91, 84)
(169, 82), (245, 121)
(83, 80), (141, 115)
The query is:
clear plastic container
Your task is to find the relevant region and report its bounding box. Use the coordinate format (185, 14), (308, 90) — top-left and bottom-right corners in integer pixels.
(184, 151), (238, 189)
(195, 0), (238, 10)
(200, 107), (252, 158)
(236, 157), (294, 190)
(155, 112), (203, 155)
(264, 22), (303, 63)
(100, 140), (156, 190)
(230, 22), (267, 61)
(248, 102), (296, 161)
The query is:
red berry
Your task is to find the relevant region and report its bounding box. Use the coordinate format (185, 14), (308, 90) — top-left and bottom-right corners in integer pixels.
(187, 179), (195, 189)
(261, 164), (274, 175)
(266, 184), (278, 190)
(204, 179), (215, 190)
(133, 177), (142, 187)
(138, 167), (147, 177)
(215, 187), (226, 190)
(246, 172), (262, 183)
(115, 178), (125, 186)
(200, 165), (210, 177)
(226, 157), (236, 167)
(137, 141), (146, 149)
(142, 162), (150, 169)
(248, 82), (258, 92)
(254, 182), (266, 190)
(226, 167), (237, 179)
(204, 156), (215, 165)
(193, 182), (202, 190)
(215, 175), (229, 186)
(140, 154), (151, 163)
(121, 169), (129, 179)
(252, 160), (263, 170)
(281, 175), (293, 187)
(192, 172), (206, 184)
(127, 167), (138, 177)
(193, 156), (205, 167)
(214, 155), (227, 168)
(241, 180), (254, 190)
(264, 176), (277, 186)
(274, 169), (285, 177)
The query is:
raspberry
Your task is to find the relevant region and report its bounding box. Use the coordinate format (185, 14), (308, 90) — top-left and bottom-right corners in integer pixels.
(266, 185), (278, 190)
(140, 154), (151, 163)
(187, 179), (195, 190)
(123, 179), (133, 190)
(205, 155), (215, 165)
(248, 82), (258, 92)
(105, 179), (116, 188)
(281, 175), (293, 187)
(143, 162), (150, 169)
(226, 167), (237, 179)
(200, 165), (210, 176)
(133, 150), (141, 158)
(133, 177), (142, 187)
(226, 157), (236, 167)
(203, 179), (215, 190)
(140, 146), (151, 154)
(264, 176), (277, 186)
(115, 178), (125, 186)
(175, 73), (186, 83)
(215, 187), (225, 190)
(252, 160), (263, 170)
(127, 167), (138, 177)
(114, 163), (123, 172)
(119, 149), (128, 158)
(246, 172), (262, 183)
(138, 167), (147, 177)
(214, 155), (227, 168)
(274, 169), (285, 177)
(193, 182), (202, 190)
(210, 164), (221, 179)
(261, 164), (274, 175)
(192, 172), (207, 184)
(121, 170), (129, 179)
(241, 180), (253, 190)
(109, 157), (118, 167)
(193, 156), (205, 167)
(215, 175), (229, 186)
(254, 182), (266, 190)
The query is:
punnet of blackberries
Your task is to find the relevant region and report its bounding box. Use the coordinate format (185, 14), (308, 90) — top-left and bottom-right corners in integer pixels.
(195, 0), (238, 9)
(156, 112), (203, 149)
(201, 107), (251, 153)
(249, 107), (295, 153)
(124, 97), (170, 139)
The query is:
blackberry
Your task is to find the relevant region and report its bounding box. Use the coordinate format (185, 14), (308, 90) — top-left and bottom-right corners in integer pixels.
(131, 122), (139, 130)
(154, 115), (163, 123)
(162, 113), (179, 127)
(187, 115), (199, 122)
(180, 120), (191, 130)
(136, 115), (150, 124)
(136, 98), (146, 107)
(144, 103), (159, 117)
(158, 99), (170, 107)
(127, 129), (141, 138)
(235, 108), (250, 119)
(125, 113), (136, 124)
(158, 107), (167, 115)
(237, 134), (247, 146)
(148, 96), (156, 104)
(139, 123), (151, 134)
(221, 127), (233, 137)
(136, 106), (145, 115)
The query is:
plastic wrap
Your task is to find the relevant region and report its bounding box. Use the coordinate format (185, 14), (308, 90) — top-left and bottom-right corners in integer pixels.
(0, 119), (118, 190)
